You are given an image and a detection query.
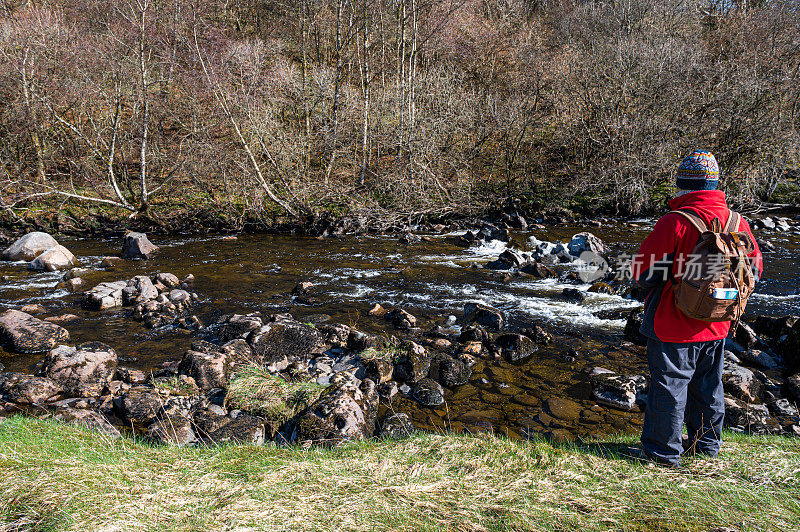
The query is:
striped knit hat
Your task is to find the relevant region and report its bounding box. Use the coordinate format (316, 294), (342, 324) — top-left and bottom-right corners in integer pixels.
(676, 149), (719, 191)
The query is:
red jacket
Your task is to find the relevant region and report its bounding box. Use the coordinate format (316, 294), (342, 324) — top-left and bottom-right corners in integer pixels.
(631, 190), (763, 343)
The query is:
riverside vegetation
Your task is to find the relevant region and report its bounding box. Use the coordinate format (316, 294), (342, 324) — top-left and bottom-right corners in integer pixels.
(1, 0), (799, 235)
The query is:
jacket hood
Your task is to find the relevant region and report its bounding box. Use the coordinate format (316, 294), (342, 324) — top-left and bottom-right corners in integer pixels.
(668, 190), (728, 219)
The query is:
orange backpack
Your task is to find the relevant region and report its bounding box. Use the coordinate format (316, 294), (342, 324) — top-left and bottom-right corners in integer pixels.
(671, 209), (756, 326)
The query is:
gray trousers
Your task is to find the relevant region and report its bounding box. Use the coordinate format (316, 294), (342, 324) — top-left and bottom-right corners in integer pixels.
(641, 337), (725, 464)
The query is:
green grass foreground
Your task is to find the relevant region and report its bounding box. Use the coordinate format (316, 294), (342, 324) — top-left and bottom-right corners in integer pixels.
(0, 417), (798, 531)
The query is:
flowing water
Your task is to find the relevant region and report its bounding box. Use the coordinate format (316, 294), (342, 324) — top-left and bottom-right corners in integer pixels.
(1, 220), (798, 440)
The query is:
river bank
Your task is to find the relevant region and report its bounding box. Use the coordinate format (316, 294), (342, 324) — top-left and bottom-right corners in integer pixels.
(1, 416), (798, 531)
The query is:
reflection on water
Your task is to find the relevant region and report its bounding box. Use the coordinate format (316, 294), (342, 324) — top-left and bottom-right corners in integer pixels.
(0, 221), (797, 440)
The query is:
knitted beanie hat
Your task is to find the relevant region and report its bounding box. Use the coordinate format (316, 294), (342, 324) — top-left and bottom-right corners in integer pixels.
(676, 149), (719, 191)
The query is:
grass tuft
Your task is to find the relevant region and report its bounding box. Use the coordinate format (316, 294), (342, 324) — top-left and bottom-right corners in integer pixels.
(225, 364), (324, 427)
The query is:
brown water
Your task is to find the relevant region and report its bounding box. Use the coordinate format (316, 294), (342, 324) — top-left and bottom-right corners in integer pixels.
(1, 221), (798, 440)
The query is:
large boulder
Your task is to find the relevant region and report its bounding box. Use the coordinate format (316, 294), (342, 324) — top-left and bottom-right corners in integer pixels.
(48, 406), (121, 438)
(1, 232), (59, 261)
(28, 245), (76, 272)
(203, 413), (265, 445)
(219, 314), (264, 342)
(411, 378), (445, 407)
(722, 364), (762, 403)
(0, 372), (60, 404)
(178, 341), (236, 390)
(623, 310), (648, 346)
(39, 342), (117, 397)
(392, 341), (431, 383)
(0, 310), (69, 353)
(589, 368), (647, 411)
(122, 276), (159, 305)
(114, 386), (164, 424)
(566, 232), (605, 257)
(122, 231), (157, 260)
(145, 417), (197, 446)
(496, 333), (537, 363)
(387, 308), (417, 330)
(724, 397), (774, 434)
(248, 319), (325, 366)
(83, 281), (127, 310)
(463, 303), (504, 331)
(429, 354), (471, 387)
(289, 373), (378, 445)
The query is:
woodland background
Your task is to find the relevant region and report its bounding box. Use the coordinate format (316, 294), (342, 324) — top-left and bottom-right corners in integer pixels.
(1, 0), (799, 229)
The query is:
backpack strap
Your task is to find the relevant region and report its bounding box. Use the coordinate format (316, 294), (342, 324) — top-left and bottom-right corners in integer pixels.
(670, 209), (709, 234)
(724, 210), (741, 232)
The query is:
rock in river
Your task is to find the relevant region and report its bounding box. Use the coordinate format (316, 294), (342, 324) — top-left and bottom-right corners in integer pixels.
(463, 303), (504, 331)
(122, 231), (158, 260)
(412, 378), (445, 407)
(83, 281), (127, 310)
(28, 245), (76, 271)
(496, 333), (537, 363)
(39, 342), (118, 398)
(1, 232), (59, 261)
(0, 309), (69, 353)
(392, 341), (431, 383)
(589, 369), (647, 411)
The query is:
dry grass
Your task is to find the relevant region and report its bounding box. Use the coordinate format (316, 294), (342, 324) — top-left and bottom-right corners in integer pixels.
(0, 416), (799, 531)
(225, 364), (324, 427)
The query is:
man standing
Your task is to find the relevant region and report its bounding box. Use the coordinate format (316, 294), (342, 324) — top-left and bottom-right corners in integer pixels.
(630, 150), (763, 467)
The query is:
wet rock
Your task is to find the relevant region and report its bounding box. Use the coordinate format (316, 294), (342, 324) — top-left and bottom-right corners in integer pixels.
(155, 272), (180, 289)
(0, 373), (60, 404)
(364, 357), (394, 384)
(463, 303), (504, 331)
(249, 319), (325, 365)
(379, 413), (415, 438)
(289, 373), (378, 445)
(458, 324), (490, 344)
(545, 397), (582, 422)
(738, 349), (779, 370)
(205, 413), (265, 445)
(52, 406), (121, 437)
(392, 341), (431, 383)
(496, 333), (537, 363)
(0, 310), (69, 353)
(219, 314), (263, 341)
(291, 281), (314, 295)
(411, 378), (445, 407)
(769, 398), (798, 418)
(122, 231), (157, 260)
(83, 281), (127, 310)
(398, 233), (421, 245)
(433, 355), (471, 387)
(377, 381), (398, 400)
(623, 310), (648, 346)
(722, 364), (762, 403)
(734, 322), (760, 349)
(589, 369), (647, 411)
(519, 262), (556, 278)
(28, 245), (75, 272)
(724, 397), (774, 434)
(44, 314), (80, 325)
(587, 282), (614, 294)
(114, 386), (164, 424)
(178, 342), (234, 391)
(785, 374), (800, 401)
(122, 276), (159, 305)
(1, 232), (59, 261)
(559, 288), (586, 303)
(19, 304), (46, 315)
(387, 308), (417, 330)
(368, 303), (387, 317)
(520, 325), (552, 345)
(100, 256), (123, 268)
(145, 417), (197, 445)
(39, 342), (117, 398)
(65, 278), (85, 292)
(116, 366), (147, 385)
(317, 323), (351, 349)
(567, 232), (605, 256)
